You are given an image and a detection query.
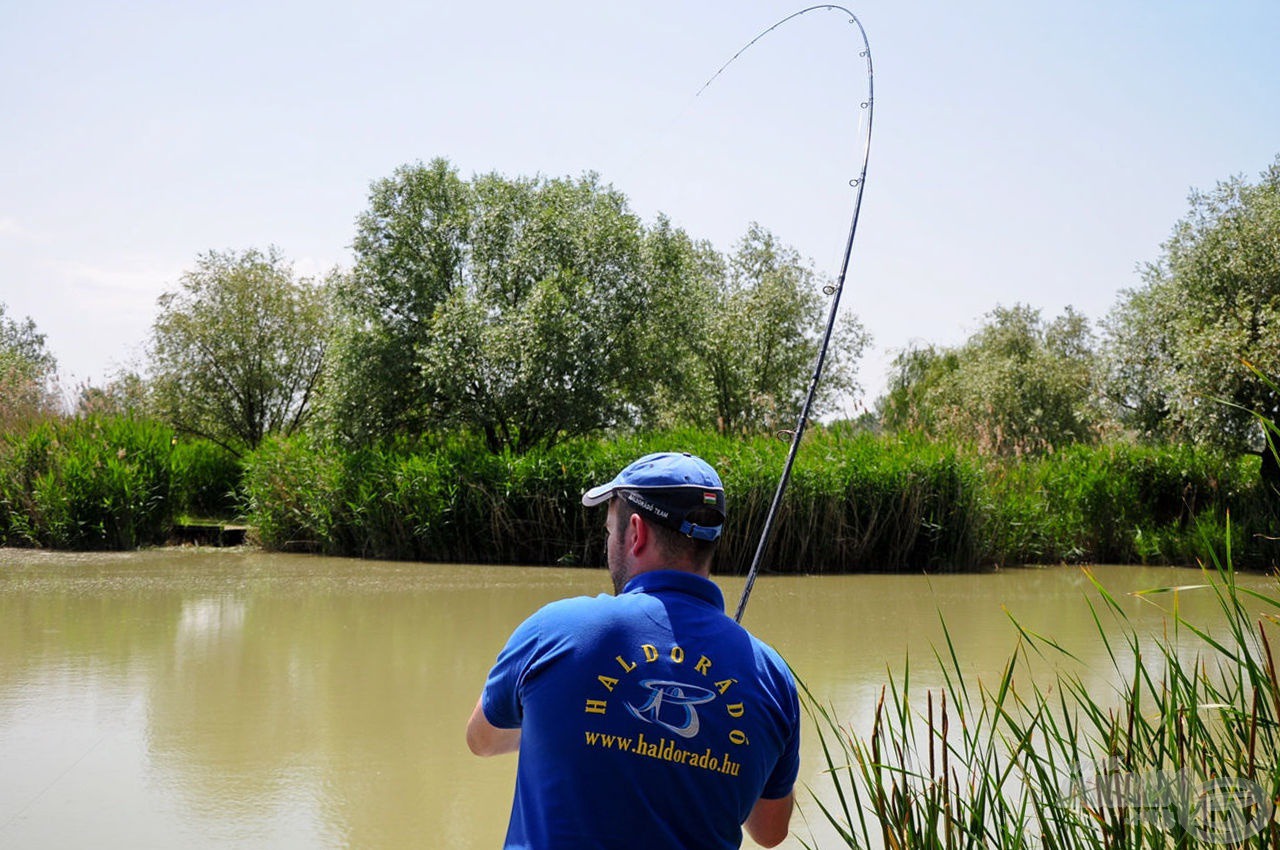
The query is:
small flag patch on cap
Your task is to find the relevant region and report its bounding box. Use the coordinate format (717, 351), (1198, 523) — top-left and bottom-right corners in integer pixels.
(703, 491), (717, 505)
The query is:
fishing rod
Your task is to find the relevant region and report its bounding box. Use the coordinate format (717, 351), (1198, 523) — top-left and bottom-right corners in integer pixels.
(726, 6), (874, 624)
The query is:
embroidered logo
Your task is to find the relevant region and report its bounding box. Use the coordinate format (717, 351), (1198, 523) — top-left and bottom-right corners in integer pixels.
(626, 679), (718, 738)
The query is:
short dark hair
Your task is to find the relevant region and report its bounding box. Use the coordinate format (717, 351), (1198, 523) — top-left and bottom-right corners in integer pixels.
(614, 490), (720, 567)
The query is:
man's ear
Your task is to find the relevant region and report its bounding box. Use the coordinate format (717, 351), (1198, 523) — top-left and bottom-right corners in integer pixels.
(627, 511), (649, 557)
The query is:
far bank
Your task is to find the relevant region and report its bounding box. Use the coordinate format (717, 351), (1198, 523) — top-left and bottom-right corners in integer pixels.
(2, 417), (1276, 572)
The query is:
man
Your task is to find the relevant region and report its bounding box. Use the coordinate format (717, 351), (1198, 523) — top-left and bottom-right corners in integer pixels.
(467, 451), (800, 849)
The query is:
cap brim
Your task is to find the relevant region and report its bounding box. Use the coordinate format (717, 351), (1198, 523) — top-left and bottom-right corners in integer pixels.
(581, 482), (617, 507)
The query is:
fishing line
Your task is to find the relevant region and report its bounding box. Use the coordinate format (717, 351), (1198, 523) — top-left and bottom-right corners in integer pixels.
(0, 726), (114, 835)
(719, 5), (874, 624)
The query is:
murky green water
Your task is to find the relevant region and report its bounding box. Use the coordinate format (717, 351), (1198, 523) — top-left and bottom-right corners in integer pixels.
(0, 548), (1270, 848)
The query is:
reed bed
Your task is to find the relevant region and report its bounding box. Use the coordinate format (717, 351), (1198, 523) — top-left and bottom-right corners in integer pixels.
(239, 430), (994, 570)
(985, 443), (1258, 567)
(239, 428), (1272, 572)
(0, 416), (175, 549)
(801, 545), (1280, 848)
(169, 438), (243, 519)
(0, 417), (250, 548)
(1, 415), (1274, 569)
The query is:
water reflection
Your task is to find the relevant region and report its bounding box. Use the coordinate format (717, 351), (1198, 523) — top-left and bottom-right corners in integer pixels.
(0, 549), (1272, 849)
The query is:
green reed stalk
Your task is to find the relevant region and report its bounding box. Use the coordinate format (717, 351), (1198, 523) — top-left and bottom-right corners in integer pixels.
(0, 416), (176, 548)
(1, 414), (1273, 566)
(801, 537), (1280, 848)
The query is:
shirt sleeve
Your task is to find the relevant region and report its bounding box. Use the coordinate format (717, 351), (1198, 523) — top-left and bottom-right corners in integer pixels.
(481, 613), (543, 730)
(760, 667), (801, 799)
(761, 721), (800, 799)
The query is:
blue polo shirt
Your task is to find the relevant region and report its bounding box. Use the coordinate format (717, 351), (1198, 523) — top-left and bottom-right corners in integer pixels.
(482, 571), (800, 849)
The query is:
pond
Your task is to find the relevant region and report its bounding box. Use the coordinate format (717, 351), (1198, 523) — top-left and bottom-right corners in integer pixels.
(0, 548), (1269, 848)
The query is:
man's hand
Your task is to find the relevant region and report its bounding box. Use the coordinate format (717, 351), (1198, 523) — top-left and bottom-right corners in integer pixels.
(744, 791), (794, 848)
(466, 697), (522, 756)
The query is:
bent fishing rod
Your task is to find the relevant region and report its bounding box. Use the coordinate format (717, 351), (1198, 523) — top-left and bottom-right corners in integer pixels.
(725, 6), (874, 624)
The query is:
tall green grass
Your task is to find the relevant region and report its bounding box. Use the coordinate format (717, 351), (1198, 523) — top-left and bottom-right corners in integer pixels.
(239, 429), (1273, 572)
(1, 415), (1274, 568)
(0, 416), (175, 549)
(802, 544), (1280, 848)
(240, 430), (992, 570)
(985, 443), (1260, 567)
(0, 416), (244, 549)
(169, 438), (243, 519)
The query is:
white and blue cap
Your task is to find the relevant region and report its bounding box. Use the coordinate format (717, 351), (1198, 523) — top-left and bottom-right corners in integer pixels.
(582, 452), (726, 541)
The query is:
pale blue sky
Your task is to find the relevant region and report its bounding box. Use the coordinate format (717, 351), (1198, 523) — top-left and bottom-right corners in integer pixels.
(3, 0), (1278, 410)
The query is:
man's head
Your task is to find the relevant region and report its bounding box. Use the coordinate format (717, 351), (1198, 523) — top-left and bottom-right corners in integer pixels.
(582, 452), (726, 593)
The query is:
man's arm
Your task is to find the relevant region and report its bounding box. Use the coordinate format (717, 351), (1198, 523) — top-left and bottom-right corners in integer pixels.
(744, 791), (794, 848)
(466, 696), (522, 756)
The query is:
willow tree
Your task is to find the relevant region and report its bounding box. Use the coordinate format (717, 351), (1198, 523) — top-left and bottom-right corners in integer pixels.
(879, 304), (1103, 455)
(326, 159), (708, 452)
(1105, 157), (1280, 479)
(149, 247), (329, 452)
(0, 302), (58, 431)
(325, 159), (873, 449)
(685, 224), (868, 434)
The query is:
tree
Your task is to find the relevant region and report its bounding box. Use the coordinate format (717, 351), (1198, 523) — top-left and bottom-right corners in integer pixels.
(149, 247), (329, 453)
(418, 170), (662, 452)
(624, 217), (725, 429)
(877, 344), (958, 435)
(327, 160), (703, 451)
(325, 160), (872, 449)
(1105, 157), (1280, 473)
(322, 159), (472, 441)
(0, 302), (58, 431)
(684, 224), (868, 434)
(75, 370), (151, 419)
(879, 304), (1103, 455)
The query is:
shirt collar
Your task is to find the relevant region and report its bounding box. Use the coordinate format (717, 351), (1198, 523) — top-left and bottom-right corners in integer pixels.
(622, 570), (725, 611)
